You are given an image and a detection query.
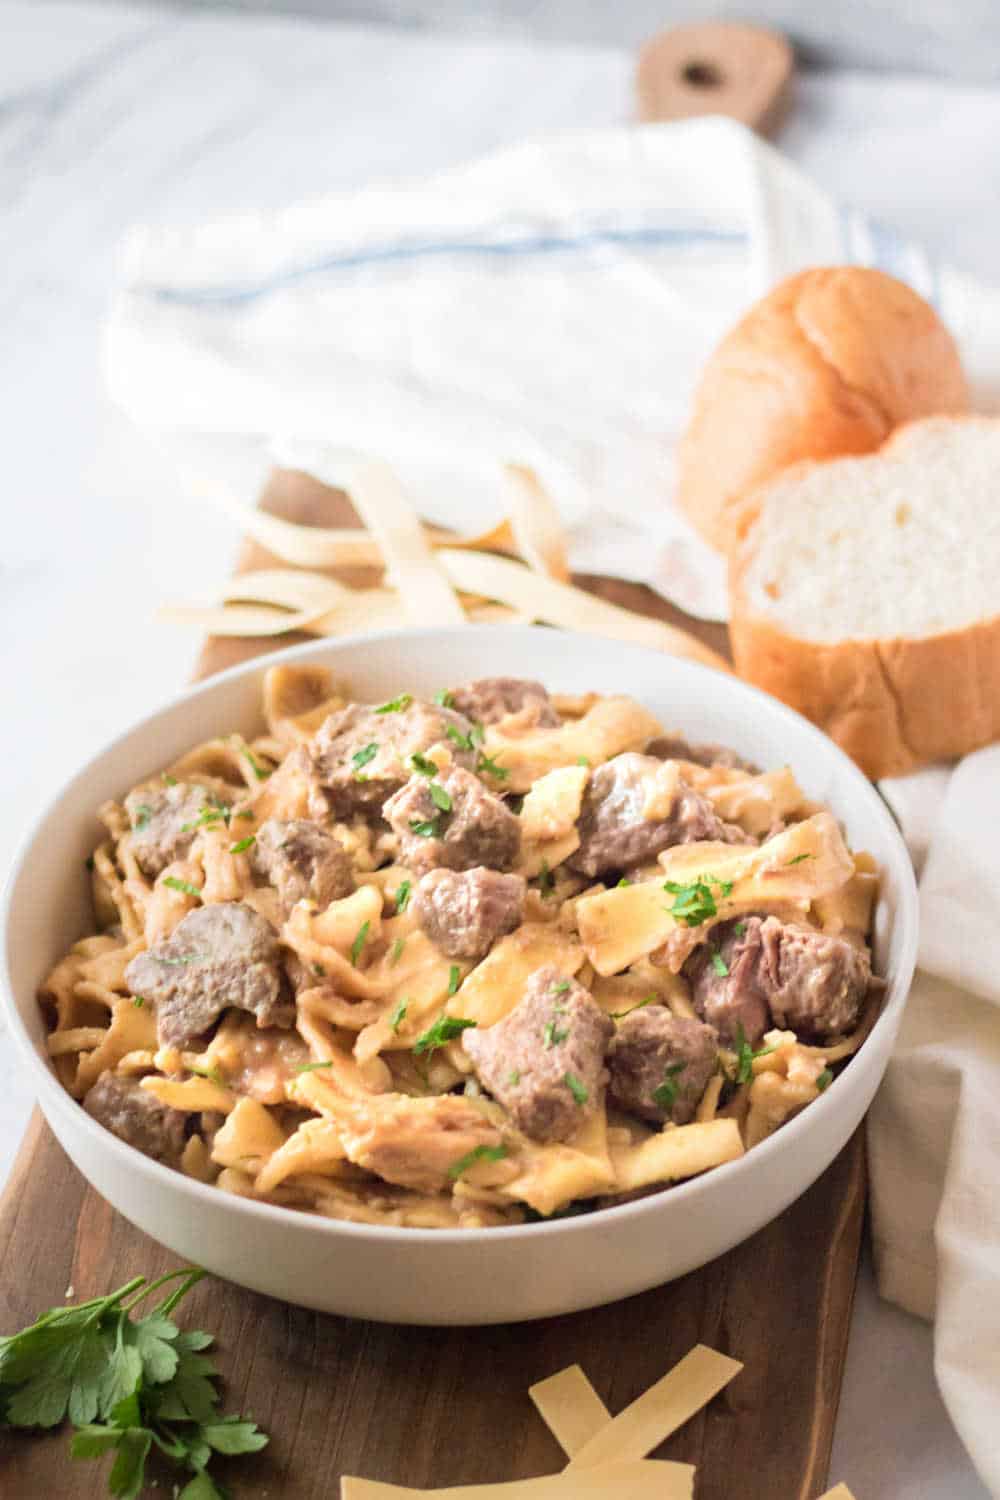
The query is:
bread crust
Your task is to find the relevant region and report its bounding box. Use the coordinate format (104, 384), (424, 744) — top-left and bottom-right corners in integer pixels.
(677, 267), (969, 554)
(729, 421), (1000, 777)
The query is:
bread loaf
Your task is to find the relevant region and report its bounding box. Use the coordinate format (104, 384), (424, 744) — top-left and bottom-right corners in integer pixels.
(729, 417), (1000, 778)
(676, 267), (969, 553)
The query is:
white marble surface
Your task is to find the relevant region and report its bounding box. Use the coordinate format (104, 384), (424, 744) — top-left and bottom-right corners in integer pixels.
(1, 4), (997, 1494)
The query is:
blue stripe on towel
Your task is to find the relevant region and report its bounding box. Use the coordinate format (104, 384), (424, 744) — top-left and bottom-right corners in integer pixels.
(135, 224), (748, 307)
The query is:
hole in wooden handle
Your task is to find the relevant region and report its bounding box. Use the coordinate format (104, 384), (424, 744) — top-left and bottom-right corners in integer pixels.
(681, 59), (724, 89)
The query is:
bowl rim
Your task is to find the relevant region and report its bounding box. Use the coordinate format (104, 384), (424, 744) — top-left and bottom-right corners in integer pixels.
(0, 623), (919, 1248)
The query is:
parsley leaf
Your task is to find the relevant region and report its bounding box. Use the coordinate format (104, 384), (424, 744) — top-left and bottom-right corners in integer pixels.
(389, 1000), (408, 1034)
(563, 1072), (588, 1106)
(131, 805), (153, 832)
(476, 753), (509, 780)
(229, 834), (256, 854)
(429, 782), (452, 812)
(552, 980), (571, 995)
(409, 817), (439, 839)
(0, 1268), (268, 1498)
(350, 920), (370, 967)
(447, 965), (461, 997)
(538, 859), (554, 898)
(413, 1015), (477, 1056)
(507, 1070), (521, 1087)
(616, 876), (632, 888)
(179, 806), (228, 834)
(389, 937), (405, 966)
(295, 1060), (334, 1076)
(394, 879), (412, 913)
(816, 1068), (833, 1091)
(239, 745), (272, 781)
(663, 872), (732, 927)
(445, 723), (473, 751)
(651, 1061), (687, 1112)
(786, 852), (813, 866)
(407, 751), (437, 777)
(447, 1145), (508, 1180)
(162, 877), (202, 902)
(352, 743), (378, 777)
(576, 756), (590, 767)
(732, 1024), (776, 1086)
(710, 948), (729, 977)
(732, 921), (747, 937)
(608, 996), (657, 1020)
(375, 693), (413, 715)
(435, 689), (455, 708)
(543, 1018), (569, 1048)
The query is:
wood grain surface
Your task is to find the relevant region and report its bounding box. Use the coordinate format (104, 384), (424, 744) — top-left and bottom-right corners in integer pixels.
(0, 469), (865, 1499)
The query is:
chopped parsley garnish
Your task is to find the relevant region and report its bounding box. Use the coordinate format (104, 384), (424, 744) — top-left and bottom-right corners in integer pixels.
(157, 953), (207, 967)
(179, 805), (228, 833)
(563, 1072), (588, 1106)
(352, 743), (378, 777)
(543, 1018), (569, 1049)
(0, 1268), (267, 1495)
(732, 1024), (776, 1086)
(389, 1000), (408, 1034)
(445, 724), (474, 751)
(295, 1060), (334, 1075)
(229, 834), (256, 854)
(189, 1064), (225, 1088)
(375, 693), (413, 715)
(394, 879), (412, 913)
(616, 876), (632, 888)
(413, 1014), (477, 1056)
(350, 920), (370, 967)
(132, 805), (153, 831)
(552, 980), (571, 995)
(470, 723), (485, 748)
(447, 1144), (508, 1180)
(131, 995), (145, 1008)
(235, 808), (255, 821)
(239, 745), (272, 781)
(447, 965), (461, 996)
(710, 949), (729, 977)
(312, 963), (326, 977)
(507, 1070), (521, 1087)
(786, 853), (813, 866)
(538, 859), (554, 898)
(733, 921), (747, 937)
(409, 751), (438, 777)
(663, 873), (733, 927)
(389, 937), (405, 966)
(476, 753), (509, 780)
(609, 996), (658, 1020)
(816, 1068), (833, 1091)
(577, 756), (590, 767)
(429, 782), (453, 812)
(651, 1061), (687, 1112)
(409, 817), (439, 839)
(162, 877), (202, 901)
(162, 773), (178, 786)
(435, 689), (455, 708)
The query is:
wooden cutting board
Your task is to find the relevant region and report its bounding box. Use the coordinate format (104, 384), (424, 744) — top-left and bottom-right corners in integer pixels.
(0, 469), (866, 1499)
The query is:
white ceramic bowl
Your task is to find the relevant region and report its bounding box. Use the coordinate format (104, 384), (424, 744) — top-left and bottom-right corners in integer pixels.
(1, 626), (917, 1325)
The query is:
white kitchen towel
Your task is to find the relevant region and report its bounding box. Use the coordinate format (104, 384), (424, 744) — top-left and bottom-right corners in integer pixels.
(104, 117), (1000, 623)
(873, 750), (1000, 1497)
(105, 117), (1000, 1493)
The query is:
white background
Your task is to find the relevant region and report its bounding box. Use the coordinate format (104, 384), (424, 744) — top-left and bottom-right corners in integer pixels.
(2, 4), (997, 1494)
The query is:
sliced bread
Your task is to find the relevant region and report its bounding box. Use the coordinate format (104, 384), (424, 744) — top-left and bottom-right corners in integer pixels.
(729, 417), (1000, 778)
(676, 267), (969, 554)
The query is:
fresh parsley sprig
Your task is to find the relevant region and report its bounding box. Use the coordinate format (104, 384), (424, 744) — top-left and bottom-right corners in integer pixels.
(663, 873), (733, 927)
(0, 1268), (267, 1500)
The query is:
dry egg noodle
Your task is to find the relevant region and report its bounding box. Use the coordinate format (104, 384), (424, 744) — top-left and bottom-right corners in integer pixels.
(39, 657), (880, 1231)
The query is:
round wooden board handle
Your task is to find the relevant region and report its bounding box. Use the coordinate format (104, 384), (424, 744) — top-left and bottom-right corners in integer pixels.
(636, 21), (794, 137)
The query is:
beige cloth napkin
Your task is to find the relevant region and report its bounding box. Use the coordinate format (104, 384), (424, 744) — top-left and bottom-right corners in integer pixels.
(871, 747), (1000, 1496)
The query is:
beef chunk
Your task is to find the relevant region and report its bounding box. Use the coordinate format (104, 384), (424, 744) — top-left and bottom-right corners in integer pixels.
(125, 783), (232, 878)
(252, 818), (354, 911)
(607, 1007), (718, 1125)
(383, 767), (521, 875)
(646, 736), (760, 774)
(448, 678), (560, 728)
(82, 1071), (187, 1164)
(570, 752), (747, 878)
(412, 867), (525, 959)
(463, 966), (613, 1143)
(684, 915), (870, 1045)
(125, 901), (291, 1048)
(310, 700), (476, 817)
